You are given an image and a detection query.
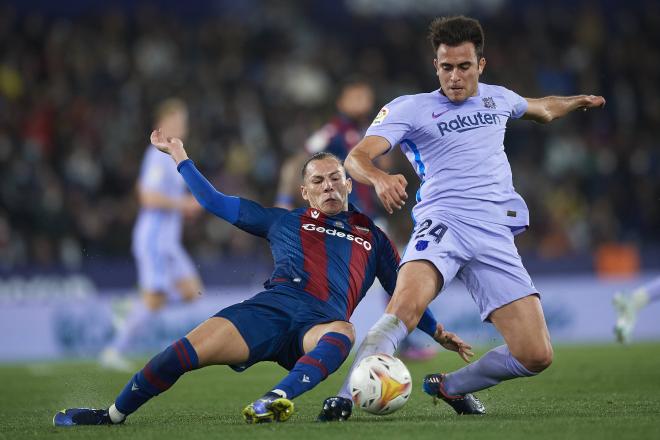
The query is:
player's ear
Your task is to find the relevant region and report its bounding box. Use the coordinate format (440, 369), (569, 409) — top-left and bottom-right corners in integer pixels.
(300, 185), (309, 201)
(346, 177), (353, 195)
(433, 58), (439, 72)
(478, 57), (486, 75)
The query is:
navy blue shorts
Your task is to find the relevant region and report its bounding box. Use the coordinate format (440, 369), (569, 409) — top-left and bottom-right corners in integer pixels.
(214, 288), (344, 371)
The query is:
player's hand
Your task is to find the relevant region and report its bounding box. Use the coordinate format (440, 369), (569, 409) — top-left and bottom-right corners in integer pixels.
(373, 173), (408, 214)
(433, 323), (474, 363)
(579, 95), (606, 111)
(150, 129), (189, 163)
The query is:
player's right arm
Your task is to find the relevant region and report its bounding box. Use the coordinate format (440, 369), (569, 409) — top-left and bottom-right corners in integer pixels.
(345, 136), (408, 214)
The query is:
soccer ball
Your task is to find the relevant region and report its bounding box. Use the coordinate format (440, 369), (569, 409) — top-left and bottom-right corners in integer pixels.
(349, 353), (412, 415)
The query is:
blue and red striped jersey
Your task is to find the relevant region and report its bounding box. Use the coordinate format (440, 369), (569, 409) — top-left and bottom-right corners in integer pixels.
(234, 199), (399, 320)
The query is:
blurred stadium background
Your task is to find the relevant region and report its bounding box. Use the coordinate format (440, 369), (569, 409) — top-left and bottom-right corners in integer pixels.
(0, 0), (659, 363)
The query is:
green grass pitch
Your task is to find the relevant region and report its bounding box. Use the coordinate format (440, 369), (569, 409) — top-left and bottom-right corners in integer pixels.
(1, 343), (659, 440)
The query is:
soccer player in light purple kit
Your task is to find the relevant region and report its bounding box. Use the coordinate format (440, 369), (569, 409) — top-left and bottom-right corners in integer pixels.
(100, 99), (203, 371)
(613, 276), (660, 344)
(318, 16), (606, 419)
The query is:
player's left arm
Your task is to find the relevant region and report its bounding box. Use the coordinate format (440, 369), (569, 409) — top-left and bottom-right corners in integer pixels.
(522, 94), (606, 123)
(375, 229), (473, 362)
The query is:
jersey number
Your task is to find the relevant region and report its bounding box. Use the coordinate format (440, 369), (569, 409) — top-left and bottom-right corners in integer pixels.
(414, 219), (447, 243)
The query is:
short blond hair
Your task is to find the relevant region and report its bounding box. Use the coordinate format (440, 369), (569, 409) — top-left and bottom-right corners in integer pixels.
(154, 98), (187, 123)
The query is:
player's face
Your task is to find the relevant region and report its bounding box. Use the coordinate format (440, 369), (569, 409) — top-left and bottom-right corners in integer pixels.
(433, 42), (486, 103)
(337, 84), (375, 120)
(159, 109), (189, 140)
(301, 158), (352, 216)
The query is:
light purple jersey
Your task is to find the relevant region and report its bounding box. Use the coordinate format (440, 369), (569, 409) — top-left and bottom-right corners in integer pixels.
(366, 83), (529, 227)
(132, 145), (187, 253)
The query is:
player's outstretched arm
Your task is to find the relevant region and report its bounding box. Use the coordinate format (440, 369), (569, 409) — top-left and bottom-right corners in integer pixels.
(150, 129), (240, 223)
(523, 95), (606, 123)
(345, 136), (408, 214)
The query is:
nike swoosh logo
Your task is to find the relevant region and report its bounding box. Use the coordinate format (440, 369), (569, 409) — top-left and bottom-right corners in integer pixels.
(432, 110), (450, 119)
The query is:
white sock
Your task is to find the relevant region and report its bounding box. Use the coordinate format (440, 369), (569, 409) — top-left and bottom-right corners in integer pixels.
(337, 314), (409, 399)
(108, 404), (126, 424)
(271, 389), (287, 398)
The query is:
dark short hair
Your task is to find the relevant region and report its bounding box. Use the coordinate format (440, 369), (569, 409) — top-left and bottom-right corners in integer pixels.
(428, 16), (485, 59)
(301, 152), (344, 179)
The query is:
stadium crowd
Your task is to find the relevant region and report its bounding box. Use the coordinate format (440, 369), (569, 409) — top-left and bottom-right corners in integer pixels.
(0, 0), (658, 269)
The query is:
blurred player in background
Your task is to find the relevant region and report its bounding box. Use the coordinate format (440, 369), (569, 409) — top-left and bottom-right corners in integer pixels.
(276, 78), (380, 217)
(318, 15), (606, 421)
(276, 78), (438, 361)
(54, 134), (470, 427)
(613, 277), (660, 343)
(99, 99), (203, 371)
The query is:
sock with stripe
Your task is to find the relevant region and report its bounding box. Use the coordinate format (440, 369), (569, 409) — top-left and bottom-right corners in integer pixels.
(442, 344), (536, 395)
(271, 332), (352, 400)
(111, 337), (199, 422)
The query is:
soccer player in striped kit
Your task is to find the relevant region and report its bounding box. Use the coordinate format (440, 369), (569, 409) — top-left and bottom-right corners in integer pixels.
(99, 99), (203, 372)
(319, 15), (606, 419)
(54, 131), (472, 427)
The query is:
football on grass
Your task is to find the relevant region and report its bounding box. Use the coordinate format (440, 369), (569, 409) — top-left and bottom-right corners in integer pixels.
(349, 353), (412, 415)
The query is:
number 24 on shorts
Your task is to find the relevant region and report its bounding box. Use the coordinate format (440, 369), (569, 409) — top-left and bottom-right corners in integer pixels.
(414, 219), (447, 244)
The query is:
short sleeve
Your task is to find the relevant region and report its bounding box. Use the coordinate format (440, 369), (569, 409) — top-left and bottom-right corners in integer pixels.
(138, 150), (171, 193)
(500, 87), (528, 119)
(365, 96), (416, 152)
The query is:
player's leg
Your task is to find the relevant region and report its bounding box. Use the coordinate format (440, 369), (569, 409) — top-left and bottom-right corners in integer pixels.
(274, 321), (355, 399)
(55, 317), (249, 426)
(101, 249), (172, 371)
(614, 276), (660, 343)
(100, 289), (167, 372)
(244, 321), (355, 423)
(171, 248), (203, 303)
(438, 295), (551, 397)
(329, 260), (442, 408)
(424, 220), (540, 415)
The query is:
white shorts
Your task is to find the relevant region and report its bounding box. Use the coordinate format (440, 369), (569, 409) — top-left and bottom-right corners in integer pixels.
(133, 245), (198, 301)
(400, 212), (538, 321)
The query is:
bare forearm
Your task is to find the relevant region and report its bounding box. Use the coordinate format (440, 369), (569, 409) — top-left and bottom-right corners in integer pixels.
(525, 94), (605, 123)
(139, 190), (185, 211)
(345, 149), (388, 186)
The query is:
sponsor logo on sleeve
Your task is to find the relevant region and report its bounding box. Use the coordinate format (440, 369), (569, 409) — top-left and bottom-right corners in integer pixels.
(371, 106), (389, 126)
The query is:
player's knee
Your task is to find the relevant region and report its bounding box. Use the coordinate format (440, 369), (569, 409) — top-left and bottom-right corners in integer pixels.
(519, 345), (553, 373)
(143, 292), (166, 311)
(178, 279), (201, 302)
(327, 321), (356, 344)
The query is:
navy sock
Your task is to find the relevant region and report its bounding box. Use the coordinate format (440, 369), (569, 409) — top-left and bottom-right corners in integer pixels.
(272, 332), (352, 400)
(114, 337), (199, 416)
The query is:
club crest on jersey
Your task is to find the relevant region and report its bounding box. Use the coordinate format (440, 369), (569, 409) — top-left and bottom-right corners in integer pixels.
(311, 210), (320, 219)
(371, 106), (389, 126)
(415, 240), (429, 251)
(482, 97), (496, 109)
